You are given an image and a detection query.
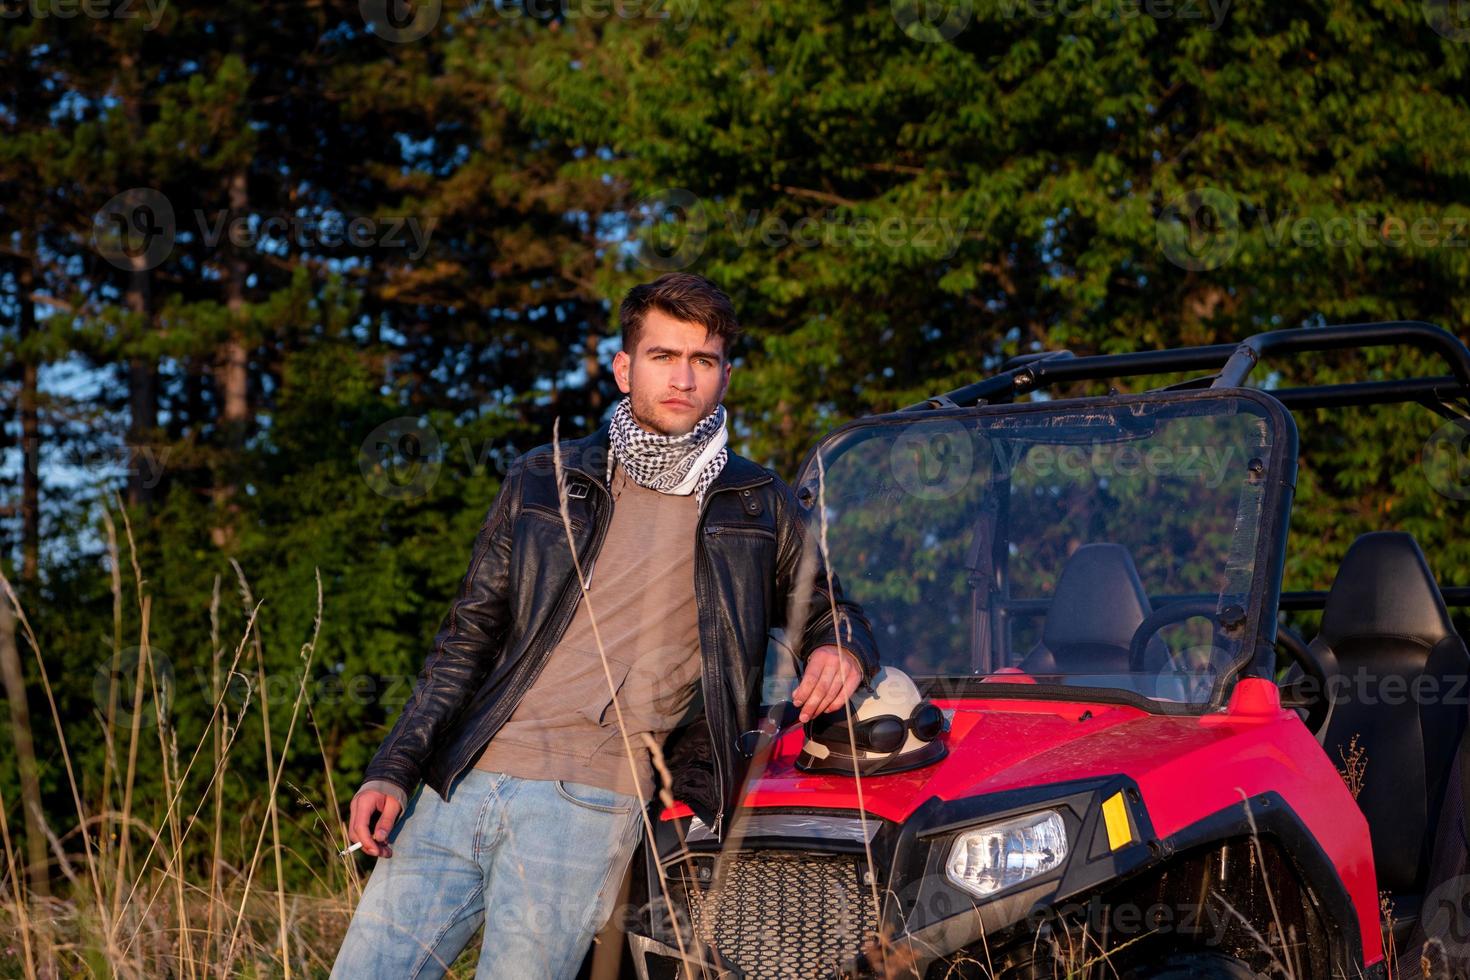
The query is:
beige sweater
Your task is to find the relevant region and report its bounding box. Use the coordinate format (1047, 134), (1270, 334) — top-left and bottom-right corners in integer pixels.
(363, 461), (705, 812)
(469, 460), (704, 800)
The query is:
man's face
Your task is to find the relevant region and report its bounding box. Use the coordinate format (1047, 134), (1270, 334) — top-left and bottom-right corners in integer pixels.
(612, 309), (732, 436)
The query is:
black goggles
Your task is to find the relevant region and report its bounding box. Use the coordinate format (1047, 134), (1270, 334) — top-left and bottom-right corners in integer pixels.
(810, 700), (947, 754)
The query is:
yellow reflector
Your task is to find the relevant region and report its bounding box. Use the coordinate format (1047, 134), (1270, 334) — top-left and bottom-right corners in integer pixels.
(1102, 791), (1134, 851)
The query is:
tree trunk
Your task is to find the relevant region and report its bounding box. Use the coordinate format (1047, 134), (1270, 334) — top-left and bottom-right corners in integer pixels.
(18, 256), (39, 583)
(0, 591), (50, 900)
(125, 258), (157, 508)
(212, 168), (250, 550)
(584, 327), (603, 414)
(4, 248), (47, 899)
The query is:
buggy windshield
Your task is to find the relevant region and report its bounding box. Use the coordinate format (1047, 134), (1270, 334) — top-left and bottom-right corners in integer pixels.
(791, 393), (1283, 708)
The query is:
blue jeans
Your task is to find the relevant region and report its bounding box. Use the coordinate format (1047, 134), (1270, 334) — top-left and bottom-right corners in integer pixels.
(330, 769), (645, 979)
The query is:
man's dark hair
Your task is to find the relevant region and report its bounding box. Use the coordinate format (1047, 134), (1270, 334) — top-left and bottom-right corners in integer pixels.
(619, 273), (742, 361)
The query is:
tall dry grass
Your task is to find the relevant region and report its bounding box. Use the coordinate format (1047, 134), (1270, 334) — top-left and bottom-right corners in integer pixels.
(0, 498), (471, 979)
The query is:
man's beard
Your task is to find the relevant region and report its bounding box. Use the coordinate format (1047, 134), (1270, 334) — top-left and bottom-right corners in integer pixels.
(629, 389), (704, 437)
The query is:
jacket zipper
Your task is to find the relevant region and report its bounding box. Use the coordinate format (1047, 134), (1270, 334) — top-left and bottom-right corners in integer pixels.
(694, 477), (773, 843)
(693, 541), (727, 841)
(704, 523), (776, 539)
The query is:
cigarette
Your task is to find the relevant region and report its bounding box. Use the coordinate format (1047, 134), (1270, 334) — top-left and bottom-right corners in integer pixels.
(339, 841), (363, 857)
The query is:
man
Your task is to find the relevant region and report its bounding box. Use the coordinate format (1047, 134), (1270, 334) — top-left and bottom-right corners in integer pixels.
(330, 272), (879, 978)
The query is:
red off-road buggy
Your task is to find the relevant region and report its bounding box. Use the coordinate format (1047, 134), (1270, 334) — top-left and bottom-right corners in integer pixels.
(615, 322), (1470, 979)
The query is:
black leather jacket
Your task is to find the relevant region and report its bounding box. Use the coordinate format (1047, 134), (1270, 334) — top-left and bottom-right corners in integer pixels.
(362, 420), (880, 836)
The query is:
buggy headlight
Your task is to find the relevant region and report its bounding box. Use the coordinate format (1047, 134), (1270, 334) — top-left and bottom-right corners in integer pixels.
(944, 809), (1068, 898)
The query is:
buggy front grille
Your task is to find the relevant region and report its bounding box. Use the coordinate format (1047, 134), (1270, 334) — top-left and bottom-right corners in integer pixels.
(672, 849), (879, 979)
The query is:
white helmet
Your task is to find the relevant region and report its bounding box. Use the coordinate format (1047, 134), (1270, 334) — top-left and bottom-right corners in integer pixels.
(795, 667), (948, 775)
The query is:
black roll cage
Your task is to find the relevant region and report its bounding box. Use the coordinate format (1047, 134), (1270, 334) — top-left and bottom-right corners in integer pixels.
(872, 320), (1470, 700)
(905, 320), (1470, 418)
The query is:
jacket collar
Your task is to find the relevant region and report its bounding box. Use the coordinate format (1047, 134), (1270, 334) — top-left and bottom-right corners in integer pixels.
(556, 416), (772, 494)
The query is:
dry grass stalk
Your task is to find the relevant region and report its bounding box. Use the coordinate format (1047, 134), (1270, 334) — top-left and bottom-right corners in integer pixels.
(549, 420), (697, 970)
(0, 566), (112, 955)
(813, 453), (899, 973)
(1233, 788), (1299, 979)
(219, 564), (323, 978)
(1338, 734), (1368, 800)
(1380, 890), (1397, 980)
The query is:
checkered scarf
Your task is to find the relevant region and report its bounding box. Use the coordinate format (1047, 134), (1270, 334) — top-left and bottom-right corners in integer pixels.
(606, 396), (728, 510)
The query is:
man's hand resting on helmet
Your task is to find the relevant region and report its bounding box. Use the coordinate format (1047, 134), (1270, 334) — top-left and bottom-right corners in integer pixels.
(792, 645), (865, 722)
